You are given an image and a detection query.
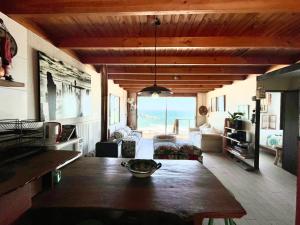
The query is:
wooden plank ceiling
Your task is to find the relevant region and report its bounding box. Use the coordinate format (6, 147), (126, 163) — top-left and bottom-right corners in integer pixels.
(2, 0), (300, 94)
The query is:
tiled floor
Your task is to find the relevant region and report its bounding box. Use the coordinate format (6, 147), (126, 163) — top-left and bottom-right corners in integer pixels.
(136, 138), (297, 225)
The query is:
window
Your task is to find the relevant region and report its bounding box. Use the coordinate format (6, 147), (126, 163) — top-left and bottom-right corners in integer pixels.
(109, 94), (120, 125)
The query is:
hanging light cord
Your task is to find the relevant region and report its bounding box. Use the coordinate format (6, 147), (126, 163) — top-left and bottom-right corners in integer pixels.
(154, 17), (159, 86)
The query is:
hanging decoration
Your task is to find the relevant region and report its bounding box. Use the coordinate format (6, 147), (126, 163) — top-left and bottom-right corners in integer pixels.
(138, 17), (173, 97)
(198, 105), (208, 116)
(0, 18), (18, 81)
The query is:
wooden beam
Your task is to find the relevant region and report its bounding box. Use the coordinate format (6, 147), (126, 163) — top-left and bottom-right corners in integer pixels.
(119, 84), (222, 89)
(108, 74), (247, 81)
(108, 66), (266, 75)
(100, 66), (108, 141)
(124, 88), (211, 93)
(114, 80), (233, 85)
(58, 36), (300, 49)
(3, 0), (300, 16)
(81, 56), (293, 65)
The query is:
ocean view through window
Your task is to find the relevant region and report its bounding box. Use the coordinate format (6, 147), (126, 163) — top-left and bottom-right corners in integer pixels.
(137, 97), (196, 135)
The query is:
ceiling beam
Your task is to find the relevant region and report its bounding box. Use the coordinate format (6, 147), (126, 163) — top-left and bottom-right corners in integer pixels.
(113, 80), (233, 85)
(119, 84), (222, 89)
(124, 88), (212, 93)
(3, 0), (300, 16)
(108, 74), (247, 81)
(58, 36), (300, 49)
(81, 56), (294, 65)
(107, 66), (266, 75)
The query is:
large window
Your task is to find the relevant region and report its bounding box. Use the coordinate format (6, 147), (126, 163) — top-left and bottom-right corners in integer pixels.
(109, 94), (120, 125)
(137, 97), (196, 135)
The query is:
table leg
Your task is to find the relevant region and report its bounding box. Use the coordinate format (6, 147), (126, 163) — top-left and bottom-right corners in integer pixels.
(224, 218), (229, 225)
(193, 216), (204, 225)
(274, 149), (279, 165)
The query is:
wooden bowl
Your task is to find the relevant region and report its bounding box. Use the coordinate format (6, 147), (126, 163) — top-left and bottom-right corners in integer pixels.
(121, 159), (161, 178)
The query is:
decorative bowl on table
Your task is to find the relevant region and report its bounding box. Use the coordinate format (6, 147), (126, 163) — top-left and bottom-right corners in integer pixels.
(121, 159), (162, 178)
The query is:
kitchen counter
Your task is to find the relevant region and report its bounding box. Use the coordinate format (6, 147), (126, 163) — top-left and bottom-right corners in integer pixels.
(0, 150), (81, 197)
(0, 150), (81, 225)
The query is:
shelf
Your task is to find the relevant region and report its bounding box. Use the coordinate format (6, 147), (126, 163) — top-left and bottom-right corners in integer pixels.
(224, 146), (254, 168)
(0, 79), (25, 87)
(224, 127), (246, 131)
(224, 127), (235, 130)
(221, 135), (241, 143)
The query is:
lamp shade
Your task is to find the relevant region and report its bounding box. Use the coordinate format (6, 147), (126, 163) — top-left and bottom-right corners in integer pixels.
(138, 84), (173, 97)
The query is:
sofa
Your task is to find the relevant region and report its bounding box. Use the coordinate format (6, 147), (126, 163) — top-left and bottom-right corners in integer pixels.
(189, 123), (223, 153)
(110, 126), (142, 158)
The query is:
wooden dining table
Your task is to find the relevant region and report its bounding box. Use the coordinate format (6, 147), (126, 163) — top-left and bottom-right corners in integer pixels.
(33, 158), (246, 225)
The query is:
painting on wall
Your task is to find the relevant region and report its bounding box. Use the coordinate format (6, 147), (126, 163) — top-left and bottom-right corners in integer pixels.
(38, 51), (92, 121)
(237, 105), (250, 120)
(260, 93), (272, 113)
(261, 115), (269, 129)
(269, 115), (277, 130)
(216, 95), (226, 112)
(109, 94), (120, 125)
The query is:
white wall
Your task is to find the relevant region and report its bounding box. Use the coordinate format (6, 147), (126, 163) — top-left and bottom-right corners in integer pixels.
(0, 13), (101, 154)
(0, 13), (28, 119)
(206, 75), (257, 133)
(108, 80), (127, 133)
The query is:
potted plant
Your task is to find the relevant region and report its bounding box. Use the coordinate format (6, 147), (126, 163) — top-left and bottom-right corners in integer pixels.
(228, 112), (244, 129)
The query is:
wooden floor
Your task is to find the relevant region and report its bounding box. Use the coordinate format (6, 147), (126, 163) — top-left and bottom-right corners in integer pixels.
(136, 138), (297, 225)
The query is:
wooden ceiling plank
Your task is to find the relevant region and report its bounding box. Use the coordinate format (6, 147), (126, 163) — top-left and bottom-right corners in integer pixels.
(107, 66), (266, 74)
(124, 88), (212, 93)
(3, 0), (300, 16)
(113, 80), (233, 85)
(58, 36), (300, 49)
(82, 56), (294, 65)
(119, 84), (222, 88)
(108, 74), (247, 81)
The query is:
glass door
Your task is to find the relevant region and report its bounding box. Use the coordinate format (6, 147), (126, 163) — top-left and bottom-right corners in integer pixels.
(137, 96), (196, 137)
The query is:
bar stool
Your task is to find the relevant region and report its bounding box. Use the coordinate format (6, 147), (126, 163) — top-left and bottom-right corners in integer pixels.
(274, 146), (283, 166)
(208, 218), (236, 225)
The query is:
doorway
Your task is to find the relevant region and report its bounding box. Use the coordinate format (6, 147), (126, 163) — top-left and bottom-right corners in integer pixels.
(137, 96), (196, 137)
(259, 92), (283, 166)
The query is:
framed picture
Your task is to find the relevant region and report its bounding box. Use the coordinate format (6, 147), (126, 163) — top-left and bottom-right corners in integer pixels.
(109, 94), (120, 125)
(211, 97), (217, 112)
(38, 51), (92, 121)
(260, 94), (270, 113)
(261, 115), (269, 129)
(216, 95), (226, 112)
(269, 115), (277, 130)
(237, 105), (250, 120)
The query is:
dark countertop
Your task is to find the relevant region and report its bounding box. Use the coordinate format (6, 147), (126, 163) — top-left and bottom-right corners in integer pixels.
(0, 150), (81, 197)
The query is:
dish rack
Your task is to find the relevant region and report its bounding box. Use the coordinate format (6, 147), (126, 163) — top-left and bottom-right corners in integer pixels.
(0, 119), (45, 165)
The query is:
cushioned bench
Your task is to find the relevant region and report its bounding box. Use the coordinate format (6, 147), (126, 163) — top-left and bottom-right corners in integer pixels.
(153, 141), (203, 162)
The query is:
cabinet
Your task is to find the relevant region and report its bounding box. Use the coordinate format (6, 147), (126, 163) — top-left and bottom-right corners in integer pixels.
(95, 140), (122, 158)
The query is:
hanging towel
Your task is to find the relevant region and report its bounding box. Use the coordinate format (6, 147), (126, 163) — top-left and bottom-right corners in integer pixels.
(1, 36), (12, 74)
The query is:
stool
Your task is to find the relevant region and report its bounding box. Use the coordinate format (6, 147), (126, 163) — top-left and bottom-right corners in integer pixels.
(208, 218), (236, 225)
(274, 146), (283, 166)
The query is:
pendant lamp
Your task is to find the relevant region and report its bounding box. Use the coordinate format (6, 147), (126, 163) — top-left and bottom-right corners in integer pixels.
(138, 18), (173, 97)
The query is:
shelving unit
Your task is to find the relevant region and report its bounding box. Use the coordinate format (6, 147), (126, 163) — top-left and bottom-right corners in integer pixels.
(0, 79), (25, 87)
(223, 118), (256, 171)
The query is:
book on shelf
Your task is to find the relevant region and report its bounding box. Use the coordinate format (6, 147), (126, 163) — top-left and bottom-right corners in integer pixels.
(59, 125), (77, 142)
